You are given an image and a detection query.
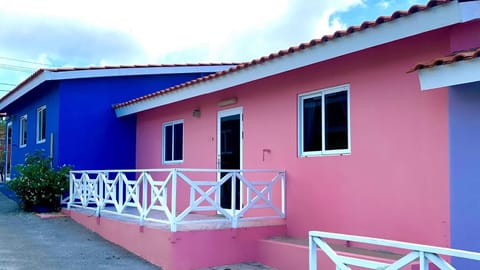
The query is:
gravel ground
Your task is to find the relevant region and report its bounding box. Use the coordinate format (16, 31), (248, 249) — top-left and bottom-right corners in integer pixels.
(0, 190), (276, 270)
(0, 191), (160, 270)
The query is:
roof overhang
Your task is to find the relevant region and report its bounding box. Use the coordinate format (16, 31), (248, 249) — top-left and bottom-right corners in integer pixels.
(0, 65), (235, 111)
(418, 57), (480, 90)
(115, 0), (480, 117)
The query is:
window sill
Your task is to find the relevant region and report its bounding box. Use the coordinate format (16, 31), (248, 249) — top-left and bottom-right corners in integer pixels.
(299, 151), (351, 158)
(163, 161), (184, 165)
(36, 140), (46, 144)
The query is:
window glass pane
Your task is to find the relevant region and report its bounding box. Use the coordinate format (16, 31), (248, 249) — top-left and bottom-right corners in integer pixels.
(303, 96), (322, 152)
(20, 117), (27, 146)
(325, 91), (348, 150)
(41, 108), (46, 140)
(173, 123), (183, 161)
(37, 108), (46, 141)
(164, 125), (173, 161)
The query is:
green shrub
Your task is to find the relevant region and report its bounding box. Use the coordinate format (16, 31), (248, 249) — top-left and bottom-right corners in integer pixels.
(7, 150), (71, 212)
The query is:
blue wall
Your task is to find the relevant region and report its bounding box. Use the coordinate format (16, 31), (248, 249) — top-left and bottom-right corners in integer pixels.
(3, 71), (212, 178)
(57, 73), (209, 170)
(4, 82), (60, 177)
(449, 81), (480, 268)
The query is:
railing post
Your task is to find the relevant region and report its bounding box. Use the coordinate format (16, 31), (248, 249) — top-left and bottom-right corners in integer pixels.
(140, 172), (147, 226)
(309, 233), (318, 270)
(215, 169), (221, 206)
(419, 251), (428, 270)
(118, 172), (124, 212)
(170, 169), (177, 232)
(99, 172), (104, 210)
(281, 171), (286, 218)
(231, 171), (238, 228)
(68, 172), (73, 209)
(81, 172), (87, 207)
(95, 172), (101, 217)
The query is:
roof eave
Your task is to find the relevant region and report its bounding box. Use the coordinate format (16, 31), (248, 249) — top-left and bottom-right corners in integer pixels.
(0, 65), (235, 111)
(115, 0), (477, 117)
(418, 57), (480, 90)
(0, 70), (51, 112)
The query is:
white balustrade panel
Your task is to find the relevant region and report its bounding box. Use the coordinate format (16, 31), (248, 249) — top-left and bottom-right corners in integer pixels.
(68, 169), (285, 232)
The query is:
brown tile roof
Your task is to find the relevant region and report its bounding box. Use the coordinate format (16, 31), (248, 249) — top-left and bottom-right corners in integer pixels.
(113, 0), (453, 109)
(0, 63), (239, 104)
(411, 47), (480, 71)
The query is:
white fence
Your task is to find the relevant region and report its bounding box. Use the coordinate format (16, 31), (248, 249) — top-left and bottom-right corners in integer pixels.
(309, 231), (480, 269)
(68, 169), (285, 232)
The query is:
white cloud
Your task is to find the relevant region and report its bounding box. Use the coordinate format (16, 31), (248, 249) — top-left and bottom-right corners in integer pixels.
(0, 0), (290, 62)
(0, 0), (368, 91)
(377, 1), (391, 9)
(313, 0), (364, 37)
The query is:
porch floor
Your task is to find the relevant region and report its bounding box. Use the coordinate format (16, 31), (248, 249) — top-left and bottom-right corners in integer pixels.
(67, 205), (286, 232)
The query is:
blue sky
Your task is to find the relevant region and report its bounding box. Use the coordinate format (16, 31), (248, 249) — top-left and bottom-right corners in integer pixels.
(0, 0), (425, 96)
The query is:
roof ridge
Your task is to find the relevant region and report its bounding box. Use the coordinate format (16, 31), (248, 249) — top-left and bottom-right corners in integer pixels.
(0, 63), (240, 105)
(44, 62), (243, 72)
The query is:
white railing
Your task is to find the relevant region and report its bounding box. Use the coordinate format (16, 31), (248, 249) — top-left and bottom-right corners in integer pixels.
(309, 231), (480, 269)
(68, 168), (285, 232)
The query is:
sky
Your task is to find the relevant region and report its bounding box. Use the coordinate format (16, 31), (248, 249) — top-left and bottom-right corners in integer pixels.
(0, 0), (426, 96)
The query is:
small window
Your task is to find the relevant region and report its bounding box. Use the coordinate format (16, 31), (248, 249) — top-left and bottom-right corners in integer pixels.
(299, 84), (350, 156)
(37, 105), (47, 143)
(19, 114), (27, 148)
(162, 120), (183, 163)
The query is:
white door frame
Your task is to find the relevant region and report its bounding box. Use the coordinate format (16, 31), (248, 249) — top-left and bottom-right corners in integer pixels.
(217, 107), (243, 212)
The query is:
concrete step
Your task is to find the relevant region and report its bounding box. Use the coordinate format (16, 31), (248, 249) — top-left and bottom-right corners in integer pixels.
(196, 262), (276, 270)
(257, 236), (404, 270)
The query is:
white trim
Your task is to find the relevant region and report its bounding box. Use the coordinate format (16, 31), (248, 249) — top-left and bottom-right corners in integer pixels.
(0, 72), (51, 113)
(418, 57), (480, 90)
(114, 1), (476, 117)
(19, 114), (27, 148)
(0, 65), (234, 111)
(50, 65), (234, 80)
(459, 1), (480, 22)
(298, 84), (350, 157)
(36, 105), (47, 144)
(5, 122), (12, 181)
(217, 107), (244, 213)
(162, 119), (184, 164)
(217, 107), (244, 171)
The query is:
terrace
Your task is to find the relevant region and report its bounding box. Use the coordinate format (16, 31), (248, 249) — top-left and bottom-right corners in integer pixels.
(67, 168), (286, 232)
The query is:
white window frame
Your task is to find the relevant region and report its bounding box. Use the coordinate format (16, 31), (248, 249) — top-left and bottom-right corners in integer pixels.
(298, 84), (351, 157)
(36, 105), (47, 144)
(19, 114), (28, 148)
(162, 119), (184, 164)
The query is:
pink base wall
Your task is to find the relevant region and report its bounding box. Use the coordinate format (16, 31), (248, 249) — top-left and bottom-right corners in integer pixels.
(66, 210), (286, 270)
(67, 210), (175, 269)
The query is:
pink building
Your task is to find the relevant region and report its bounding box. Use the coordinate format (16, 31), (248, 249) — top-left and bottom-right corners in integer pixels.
(67, 0), (480, 269)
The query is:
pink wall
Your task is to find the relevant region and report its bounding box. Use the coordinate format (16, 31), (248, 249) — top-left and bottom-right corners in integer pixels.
(136, 28), (451, 247)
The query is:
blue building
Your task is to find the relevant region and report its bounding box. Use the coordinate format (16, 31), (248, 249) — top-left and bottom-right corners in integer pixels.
(0, 64), (234, 179)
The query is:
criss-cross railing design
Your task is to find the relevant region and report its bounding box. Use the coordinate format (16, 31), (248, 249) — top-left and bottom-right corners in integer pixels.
(309, 231), (480, 269)
(68, 169), (285, 232)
